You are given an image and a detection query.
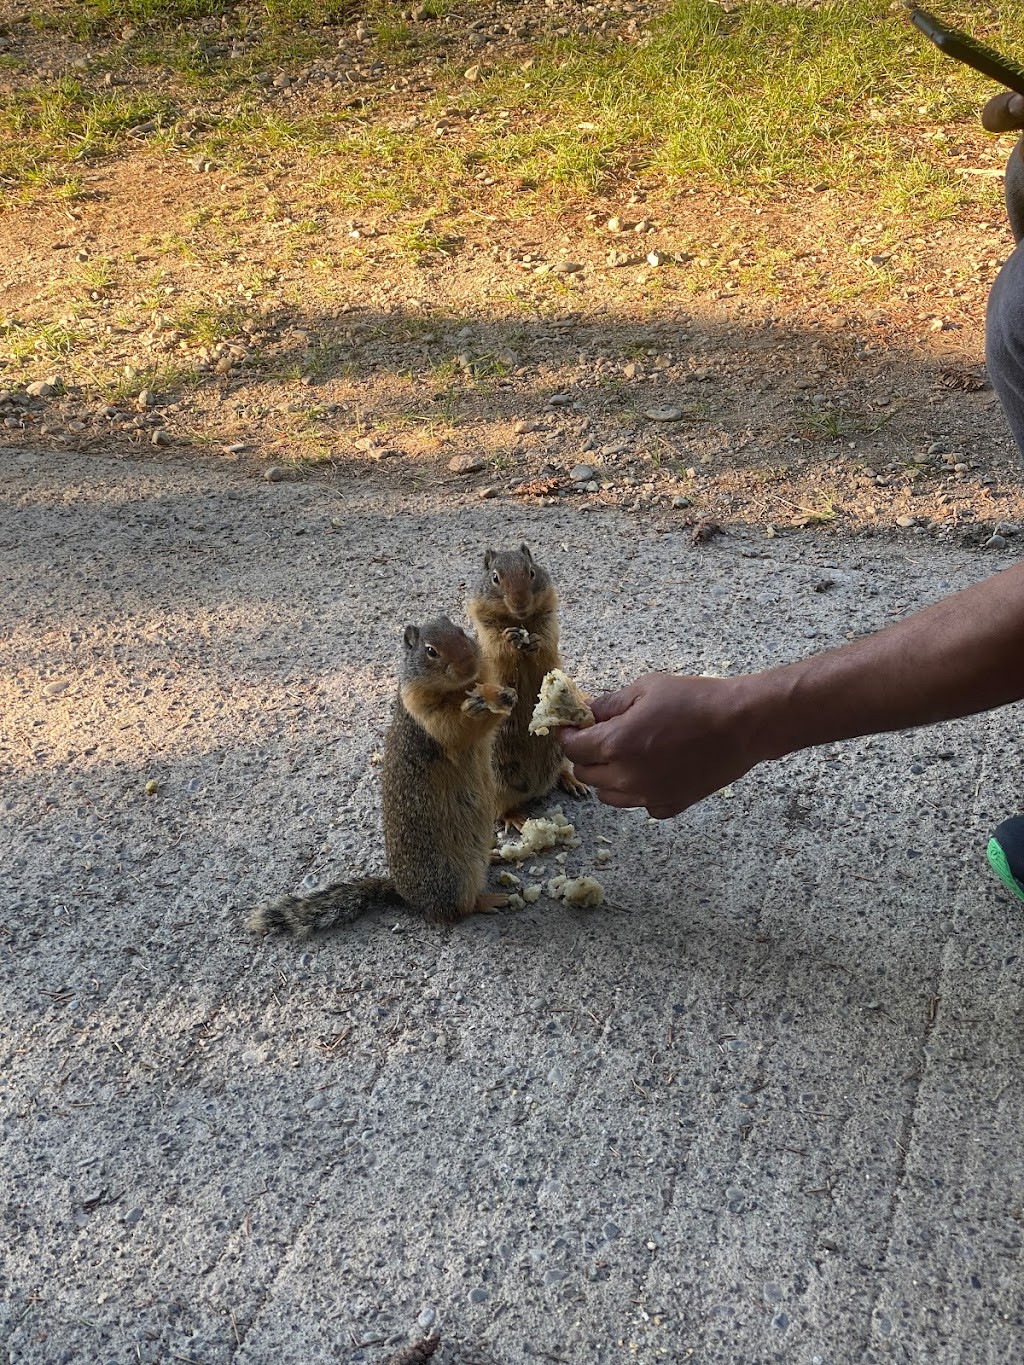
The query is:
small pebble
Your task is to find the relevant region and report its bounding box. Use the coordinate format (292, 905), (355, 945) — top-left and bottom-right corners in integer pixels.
(448, 453), (484, 474)
(468, 1287), (488, 1304)
(570, 464), (595, 482)
(477, 486), (499, 500)
(984, 534), (1007, 550)
(151, 428), (172, 447)
(895, 515), (917, 529)
(645, 407), (684, 422)
(264, 465), (287, 482)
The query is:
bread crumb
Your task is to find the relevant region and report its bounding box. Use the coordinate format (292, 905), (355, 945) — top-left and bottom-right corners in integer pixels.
(547, 874), (605, 907)
(507, 892), (526, 910)
(523, 884), (543, 904)
(498, 806), (575, 862)
(498, 870), (523, 888)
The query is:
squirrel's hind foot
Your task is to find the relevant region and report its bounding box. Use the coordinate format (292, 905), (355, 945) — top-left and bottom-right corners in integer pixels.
(558, 759), (591, 799)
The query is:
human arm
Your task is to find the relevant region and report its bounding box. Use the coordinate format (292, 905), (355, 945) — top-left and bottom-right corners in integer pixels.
(561, 562), (1024, 818)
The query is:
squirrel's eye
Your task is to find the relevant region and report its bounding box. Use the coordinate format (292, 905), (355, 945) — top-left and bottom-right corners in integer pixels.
(529, 568), (536, 579)
(491, 571), (500, 586)
(424, 645), (438, 659)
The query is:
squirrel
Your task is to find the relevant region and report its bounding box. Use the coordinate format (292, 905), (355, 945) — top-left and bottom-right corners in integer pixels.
(466, 543), (588, 828)
(248, 616), (517, 937)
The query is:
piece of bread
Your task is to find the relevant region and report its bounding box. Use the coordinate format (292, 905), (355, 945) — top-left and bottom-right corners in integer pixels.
(528, 669), (595, 736)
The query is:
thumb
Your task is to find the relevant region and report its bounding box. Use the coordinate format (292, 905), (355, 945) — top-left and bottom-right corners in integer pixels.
(982, 90), (1024, 132)
(588, 680), (644, 724)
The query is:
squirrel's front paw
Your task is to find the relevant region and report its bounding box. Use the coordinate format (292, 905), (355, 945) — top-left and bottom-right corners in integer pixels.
(462, 684), (518, 716)
(502, 626), (539, 654)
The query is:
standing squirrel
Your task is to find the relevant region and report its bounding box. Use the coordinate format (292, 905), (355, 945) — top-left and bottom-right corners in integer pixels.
(248, 617), (517, 936)
(467, 543), (588, 827)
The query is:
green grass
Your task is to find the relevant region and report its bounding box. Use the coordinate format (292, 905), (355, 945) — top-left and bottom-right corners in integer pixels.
(5, 1), (1024, 212)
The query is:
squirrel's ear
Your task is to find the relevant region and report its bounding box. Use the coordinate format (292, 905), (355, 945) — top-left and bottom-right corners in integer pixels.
(403, 625), (419, 650)
(483, 549), (496, 569)
(519, 542), (533, 561)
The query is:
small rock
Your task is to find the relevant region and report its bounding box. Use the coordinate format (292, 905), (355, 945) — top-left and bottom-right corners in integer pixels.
(646, 251), (667, 268)
(121, 1207), (143, 1226)
(464, 64), (482, 81)
(417, 1305), (437, 1331)
(570, 464), (595, 482)
(603, 1221), (621, 1240)
(448, 453), (484, 474)
(145, 779), (159, 795)
(645, 406), (684, 422)
(895, 515), (917, 529)
(264, 464), (287, 482)
(136, 388), (153, 409)
(513, 418), (542, 434)
(671, 495), (692, 509)
(551, 261), (583, 274)
(26, 380), (56, 399)
(477, 486), (499, 500)
(548, 393), (573, 407)
(984, 534), (1007, 550)
(44, 680), (69, 697)
(273, 71), (292, 88)
(468, 1287), (488, 1304)
(127, 119), (157, 138)
(151, 428), (172, 447)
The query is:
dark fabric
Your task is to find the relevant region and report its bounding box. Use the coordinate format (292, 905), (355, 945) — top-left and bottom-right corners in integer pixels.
(986, 140), (1024, 460)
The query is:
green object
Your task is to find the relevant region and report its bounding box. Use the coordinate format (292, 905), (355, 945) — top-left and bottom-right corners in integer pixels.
(987, 835), (1024, 906)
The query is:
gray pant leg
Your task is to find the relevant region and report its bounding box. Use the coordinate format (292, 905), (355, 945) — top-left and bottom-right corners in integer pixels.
(986, 141), (1024, 460)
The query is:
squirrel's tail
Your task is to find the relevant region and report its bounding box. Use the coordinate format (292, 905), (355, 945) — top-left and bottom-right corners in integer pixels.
(247, 877), (402, 937)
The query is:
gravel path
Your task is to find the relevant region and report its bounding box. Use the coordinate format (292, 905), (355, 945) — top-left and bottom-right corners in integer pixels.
(3, 446), (1023, 1365)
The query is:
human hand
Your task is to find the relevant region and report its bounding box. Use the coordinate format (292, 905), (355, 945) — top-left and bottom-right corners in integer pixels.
(559, 671), (773, 819)
(981, 91), (1024, 134)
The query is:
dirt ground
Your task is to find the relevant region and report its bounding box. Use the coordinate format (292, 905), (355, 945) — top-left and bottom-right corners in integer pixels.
(1, 2), (1024, 541)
